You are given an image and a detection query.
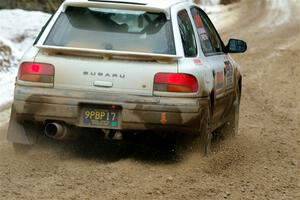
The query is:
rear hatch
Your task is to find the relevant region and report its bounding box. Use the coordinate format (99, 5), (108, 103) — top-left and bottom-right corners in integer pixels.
(34, 50), (178, 96)
(35, 5), (178, 96)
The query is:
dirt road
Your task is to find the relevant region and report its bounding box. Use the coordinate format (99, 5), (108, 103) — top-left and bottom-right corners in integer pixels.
(0, 0), (299, 199)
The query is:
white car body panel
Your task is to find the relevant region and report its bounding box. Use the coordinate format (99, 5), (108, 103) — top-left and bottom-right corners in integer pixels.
(34, 50), (178, 96)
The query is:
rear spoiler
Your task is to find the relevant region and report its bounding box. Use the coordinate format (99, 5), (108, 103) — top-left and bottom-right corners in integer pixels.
(62, 0), (171, 19)
(36, 45), (181, 62)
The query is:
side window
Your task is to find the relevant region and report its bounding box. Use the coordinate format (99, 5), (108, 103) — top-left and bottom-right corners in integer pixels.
(190, 7), (223, 56)
(177, 10), (197, 57)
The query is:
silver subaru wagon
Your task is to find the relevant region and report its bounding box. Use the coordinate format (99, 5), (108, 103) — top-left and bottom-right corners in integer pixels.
(7, 0), (247, 155)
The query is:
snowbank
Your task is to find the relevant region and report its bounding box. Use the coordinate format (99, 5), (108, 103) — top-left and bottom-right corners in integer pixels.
(0, 9), (50, 110)
(201, 0), (221, 6)
(0, 67), (17, 110)
(259, 0), (291, 27)
(0, 39), (16, 71)
(0, 9), (50, 57)
(201, 0), (240, 30)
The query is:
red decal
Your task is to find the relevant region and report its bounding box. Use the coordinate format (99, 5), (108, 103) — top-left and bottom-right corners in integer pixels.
(226, 63), (231, 71)
(194, 15), (203, 28)
(224, 61), (231, 71)
(160, 113), (167, 125)
(216, 71), (224, 89)
(194, 59), (201, 65)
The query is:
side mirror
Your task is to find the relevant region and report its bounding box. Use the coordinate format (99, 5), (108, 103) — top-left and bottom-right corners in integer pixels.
(226, 39), (247, 53)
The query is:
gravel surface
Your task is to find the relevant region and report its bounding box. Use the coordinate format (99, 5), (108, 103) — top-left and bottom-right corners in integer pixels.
(0, 0), (299, 199)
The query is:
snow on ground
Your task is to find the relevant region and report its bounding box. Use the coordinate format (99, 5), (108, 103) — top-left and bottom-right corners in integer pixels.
(201, 1), (240, 30)
(259, 0), (292, 27)
(0, 9), (50, 110)
(0, 67), (17, 110)
(0, 9), (50, 57)
(200, 0), (220, 6)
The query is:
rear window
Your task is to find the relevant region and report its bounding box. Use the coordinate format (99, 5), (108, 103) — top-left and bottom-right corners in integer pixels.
(44, 7), (176, 55)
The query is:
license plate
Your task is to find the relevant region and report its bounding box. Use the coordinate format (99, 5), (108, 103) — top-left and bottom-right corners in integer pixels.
(81, 107), (120, 128)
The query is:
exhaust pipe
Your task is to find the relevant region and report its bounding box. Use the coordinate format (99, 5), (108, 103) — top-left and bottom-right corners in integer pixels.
(113, 131), (123, 140)
(44, 122), (68, 140)
(103, 129), (123, 140)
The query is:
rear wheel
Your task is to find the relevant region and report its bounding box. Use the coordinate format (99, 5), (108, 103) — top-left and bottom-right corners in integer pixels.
(219, 88), (240, 138)
(195, 107), (212, 155)
(174, 107), (212, 156)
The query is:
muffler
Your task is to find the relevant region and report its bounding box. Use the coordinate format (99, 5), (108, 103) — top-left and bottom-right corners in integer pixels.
(44, 122), (69, 140)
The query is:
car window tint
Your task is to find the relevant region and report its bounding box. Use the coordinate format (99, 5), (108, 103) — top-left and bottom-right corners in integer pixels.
(177, 10), (197, 57)
(190, 7), (223, 56)
(44, 7), (176, 55)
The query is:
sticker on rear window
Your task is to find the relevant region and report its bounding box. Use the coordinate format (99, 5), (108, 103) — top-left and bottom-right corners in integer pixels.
(194, 15), (204, 28)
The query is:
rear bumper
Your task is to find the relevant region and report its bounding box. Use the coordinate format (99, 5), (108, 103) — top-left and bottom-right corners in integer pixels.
(12, 86), (209, 133)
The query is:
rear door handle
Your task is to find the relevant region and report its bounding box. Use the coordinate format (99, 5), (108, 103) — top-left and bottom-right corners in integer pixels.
(93, 81), (113, 88)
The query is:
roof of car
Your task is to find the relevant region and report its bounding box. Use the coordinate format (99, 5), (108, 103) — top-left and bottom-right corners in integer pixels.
(63, 0), (192, 9)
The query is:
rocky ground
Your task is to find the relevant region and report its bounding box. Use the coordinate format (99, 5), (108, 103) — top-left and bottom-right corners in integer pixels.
(0, 0), (62, 13)
(0, 0), (299, 199)
(0, 42), (13, 71)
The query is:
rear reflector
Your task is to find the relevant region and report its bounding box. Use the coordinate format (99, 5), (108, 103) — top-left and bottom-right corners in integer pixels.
(154, 73), (198, 93)
(18, 62), (54, 83)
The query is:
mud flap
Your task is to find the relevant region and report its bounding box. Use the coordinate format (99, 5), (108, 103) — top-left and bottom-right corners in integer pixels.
(7, 108), (40, 145)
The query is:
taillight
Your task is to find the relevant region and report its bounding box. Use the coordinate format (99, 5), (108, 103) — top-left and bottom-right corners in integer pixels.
(18, 62), (54, 84)
(154, 73), (198, 93)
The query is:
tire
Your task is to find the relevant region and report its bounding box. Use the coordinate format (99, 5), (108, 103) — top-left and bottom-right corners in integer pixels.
(195, 107), (212, 155)
(13, 143), (32, 154)
(219, 88), (240, 138)
(174, 107), (212, 157)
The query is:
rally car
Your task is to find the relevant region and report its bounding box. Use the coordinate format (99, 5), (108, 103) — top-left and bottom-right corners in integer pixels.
(7, 0), (247, 155)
